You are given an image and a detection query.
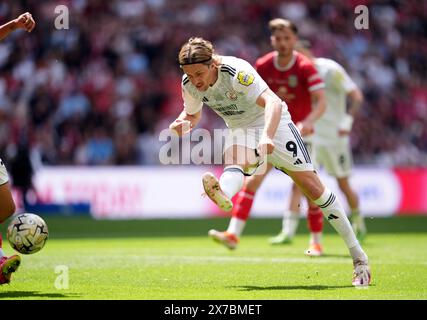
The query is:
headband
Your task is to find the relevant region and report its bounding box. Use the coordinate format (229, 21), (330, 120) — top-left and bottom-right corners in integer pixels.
(179, 57), (212, 66)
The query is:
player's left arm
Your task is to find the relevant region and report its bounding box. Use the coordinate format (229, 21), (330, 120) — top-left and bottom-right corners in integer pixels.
(338, 66), (364, 136)
(347, 88), (363, 117)
(0, 12), (36, 41)
(256, 88), (282, 156)
(233, 62), (280, 156)
(338, 88), (363, 136)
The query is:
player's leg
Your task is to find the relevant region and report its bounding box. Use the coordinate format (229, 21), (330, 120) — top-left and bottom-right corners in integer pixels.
(319, 142), (367, 241)
(271, 138), (325, 254)
(0, 182), (16, 224)
(303, 140), (324, 255)
(0, 165), (20, 285)
(0, 173), (18, 258)
(208, 162), (271, 249)
(270, 124), (370, 285)
(202, 143), (260, 212)
(337, 141), (366, 241)
(226, 164), (271, 235)
(304, 199), (324, 256)
(270, 183), (302, 244)
(268, 124), (321, 249)
(288, 170), (370, 286)
(205, 128), (267, 248)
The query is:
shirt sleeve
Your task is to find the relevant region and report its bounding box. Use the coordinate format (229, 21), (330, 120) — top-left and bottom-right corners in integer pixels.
(182, 85), (203, 115)
(335, 64), (358, 93)
(232, 61), (269, 104)
(302, 62), (325, 92)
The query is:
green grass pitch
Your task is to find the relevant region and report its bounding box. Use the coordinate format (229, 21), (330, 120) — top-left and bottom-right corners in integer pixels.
(0, 215), (426, 300)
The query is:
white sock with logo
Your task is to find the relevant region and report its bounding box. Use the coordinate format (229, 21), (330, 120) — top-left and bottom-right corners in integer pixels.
(314, 188), (367, 262)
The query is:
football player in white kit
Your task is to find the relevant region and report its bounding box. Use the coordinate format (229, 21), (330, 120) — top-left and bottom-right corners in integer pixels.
(301, 42), (367, 241)
(0, 12), (36, 285)
(313, 53), (367, 241)
(169, 37), (371, 286)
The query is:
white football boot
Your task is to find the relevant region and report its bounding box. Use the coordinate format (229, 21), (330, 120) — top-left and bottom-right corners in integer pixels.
(202, 172), (233, 212)
(352, 259), (371, 287)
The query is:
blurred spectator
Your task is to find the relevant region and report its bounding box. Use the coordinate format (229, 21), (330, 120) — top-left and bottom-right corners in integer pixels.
(0, 0), (425, 167)
(8, 140), (35, 210)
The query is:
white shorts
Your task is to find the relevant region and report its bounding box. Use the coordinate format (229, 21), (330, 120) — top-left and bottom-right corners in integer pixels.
(301, 134), (317, 169)
(0, 158), (9, 185)
(224, 122), (314, 173)
(315, 139), (353, 178)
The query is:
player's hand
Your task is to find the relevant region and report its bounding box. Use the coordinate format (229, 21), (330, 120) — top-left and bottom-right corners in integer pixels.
(338, 114), (353, 137)
(257, 136), (275, 158)
(296, 121), (314, 137)
(14, 12), (36, 32)
(169, 119), (192, 136)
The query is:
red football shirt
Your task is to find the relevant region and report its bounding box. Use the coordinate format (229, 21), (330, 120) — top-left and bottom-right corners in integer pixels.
(255, 51), (324, 123)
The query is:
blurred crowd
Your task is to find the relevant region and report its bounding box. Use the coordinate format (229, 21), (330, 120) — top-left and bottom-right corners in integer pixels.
(0, 0), (426, 168)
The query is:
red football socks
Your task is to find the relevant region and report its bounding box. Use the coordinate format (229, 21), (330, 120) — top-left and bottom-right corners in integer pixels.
(308, 206), (323, 233)
(231, 188), (255, 221)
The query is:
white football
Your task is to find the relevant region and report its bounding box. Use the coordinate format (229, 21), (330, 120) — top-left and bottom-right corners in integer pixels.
(7, 213), (49, 254)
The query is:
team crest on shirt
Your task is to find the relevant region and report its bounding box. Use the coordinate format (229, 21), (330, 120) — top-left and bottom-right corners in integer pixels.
(288, 75), (298, 87)
(225, 90), (238, 101)
(237, 71), (254, 86)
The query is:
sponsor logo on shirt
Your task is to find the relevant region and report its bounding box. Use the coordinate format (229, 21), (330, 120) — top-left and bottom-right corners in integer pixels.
(225, 90), (238, 101)
(212, 103), (245, 116)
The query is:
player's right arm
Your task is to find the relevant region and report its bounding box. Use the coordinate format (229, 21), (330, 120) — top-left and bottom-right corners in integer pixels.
(299, 88), (326, 136)
(298, 61), (326, 136)
(169, 84), (203, 137)
(0, 12), (35, 41)
(169, 109), (201, 137)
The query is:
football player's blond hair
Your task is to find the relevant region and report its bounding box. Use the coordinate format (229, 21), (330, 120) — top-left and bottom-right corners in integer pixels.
(178, 37), (219, 66)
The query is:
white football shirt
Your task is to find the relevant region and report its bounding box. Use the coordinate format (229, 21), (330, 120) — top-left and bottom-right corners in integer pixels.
(182, 55), (291, 129)
(313, 58), (358, 144)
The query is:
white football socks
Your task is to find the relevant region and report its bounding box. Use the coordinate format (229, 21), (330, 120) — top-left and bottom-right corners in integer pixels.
(314, 187), (367, 262)
(310, 232), (322, 245)
(227, 217), (246, 237)
(282, 211), (300, 239)
(219, 165), (244, 199)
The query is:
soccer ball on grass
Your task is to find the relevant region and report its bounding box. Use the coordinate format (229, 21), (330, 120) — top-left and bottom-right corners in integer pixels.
(7, 213), (49, 254)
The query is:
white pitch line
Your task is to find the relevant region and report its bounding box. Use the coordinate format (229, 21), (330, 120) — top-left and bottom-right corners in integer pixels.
(144, 255), (350, 264)
(141, 255), (427, 266)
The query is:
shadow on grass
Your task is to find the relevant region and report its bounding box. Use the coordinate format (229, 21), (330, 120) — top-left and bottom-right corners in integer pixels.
(230, 284), (356, 291)
(0, 290), (81, 298)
